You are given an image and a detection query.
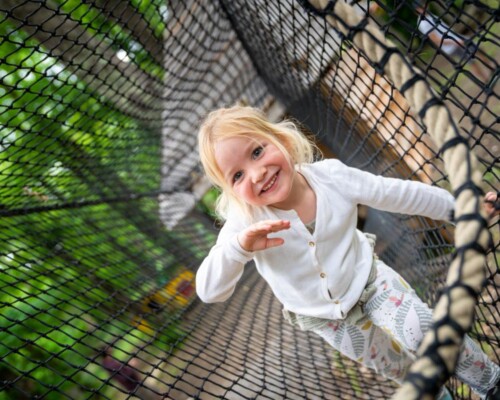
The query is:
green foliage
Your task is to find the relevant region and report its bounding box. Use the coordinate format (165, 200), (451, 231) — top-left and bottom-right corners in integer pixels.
(130, 0), (169, 38)
(0, 1), (201, 397)
(371, 0), (420, 43)
(53, 0), (165, 78)
(0, 252), (101, 399)
(197, 186), (221, 220)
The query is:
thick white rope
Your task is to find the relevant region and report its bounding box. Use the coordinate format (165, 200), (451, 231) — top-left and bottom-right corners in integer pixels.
(303, 0), (491, 398)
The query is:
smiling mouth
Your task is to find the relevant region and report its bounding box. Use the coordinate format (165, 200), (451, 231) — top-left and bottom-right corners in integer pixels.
(261, 172), (278, 193)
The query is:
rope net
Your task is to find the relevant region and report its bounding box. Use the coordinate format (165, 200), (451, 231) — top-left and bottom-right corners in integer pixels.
(0, 0), (497, 399)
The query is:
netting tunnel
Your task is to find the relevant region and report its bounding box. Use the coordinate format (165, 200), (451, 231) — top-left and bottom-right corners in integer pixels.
(0, 0), (498, 399)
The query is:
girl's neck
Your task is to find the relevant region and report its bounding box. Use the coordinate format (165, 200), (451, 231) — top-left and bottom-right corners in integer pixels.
(271, 171), (316, 223)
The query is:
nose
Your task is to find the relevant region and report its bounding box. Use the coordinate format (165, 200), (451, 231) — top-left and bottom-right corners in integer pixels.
(250, 166), (266, 184)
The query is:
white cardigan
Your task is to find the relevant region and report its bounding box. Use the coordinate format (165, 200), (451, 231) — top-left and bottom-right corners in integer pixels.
(196, 159), (455, 320)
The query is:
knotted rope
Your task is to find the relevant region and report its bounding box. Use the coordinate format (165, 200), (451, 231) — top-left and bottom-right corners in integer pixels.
(298, 1), (491, 398)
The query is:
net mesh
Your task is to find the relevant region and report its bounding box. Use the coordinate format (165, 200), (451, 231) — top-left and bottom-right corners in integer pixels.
(0, 0), (498, 399)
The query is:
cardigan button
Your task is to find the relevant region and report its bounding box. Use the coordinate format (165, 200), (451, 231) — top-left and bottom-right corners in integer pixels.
(308, 241), (315, 247)
(334, 300), (340, 304)
(320, 272), (326, 278)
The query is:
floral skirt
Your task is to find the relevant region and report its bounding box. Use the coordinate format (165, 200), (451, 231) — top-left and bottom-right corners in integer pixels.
(284, 258), (500, 399)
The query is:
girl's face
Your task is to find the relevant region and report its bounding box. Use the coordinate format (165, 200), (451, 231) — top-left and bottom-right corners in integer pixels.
(214, 136), (295, 209)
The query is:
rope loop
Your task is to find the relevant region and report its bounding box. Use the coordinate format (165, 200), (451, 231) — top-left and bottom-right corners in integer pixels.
(296, 0), (337, 17)
(437, 136), (469, 157)
(298, 1), (491, 398)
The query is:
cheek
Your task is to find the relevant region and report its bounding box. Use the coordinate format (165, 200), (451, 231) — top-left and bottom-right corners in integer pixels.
(233, 184), (247, 200)
(237, 182), (255, 199)
(280, 160), (293, 178)
(276, 152), (293, 173)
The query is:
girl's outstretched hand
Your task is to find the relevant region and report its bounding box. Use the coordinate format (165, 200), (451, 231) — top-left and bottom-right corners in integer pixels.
(237, 219), (291, 252)
(484, 191), (499, 219)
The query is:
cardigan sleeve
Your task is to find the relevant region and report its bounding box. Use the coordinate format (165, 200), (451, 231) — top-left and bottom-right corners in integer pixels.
(328, 159), (455, 221)
(196, 219), (254, 303)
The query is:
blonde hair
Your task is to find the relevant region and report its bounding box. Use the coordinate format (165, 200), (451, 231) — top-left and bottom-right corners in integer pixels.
(198, 105), (320, 220)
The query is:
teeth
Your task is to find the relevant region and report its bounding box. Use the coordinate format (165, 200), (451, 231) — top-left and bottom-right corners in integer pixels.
(262, 174), (277, 192)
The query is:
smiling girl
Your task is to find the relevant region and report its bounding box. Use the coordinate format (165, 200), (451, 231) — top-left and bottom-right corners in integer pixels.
(196, 105), (500, 399)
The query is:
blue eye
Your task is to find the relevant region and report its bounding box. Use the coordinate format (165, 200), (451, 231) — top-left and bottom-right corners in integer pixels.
(233, 171), (242, 182)
(252, 146), (263, 159)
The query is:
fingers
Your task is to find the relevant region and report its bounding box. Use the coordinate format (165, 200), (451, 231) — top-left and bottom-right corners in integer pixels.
(484, 191), (498, 204)
(238, 220), (291, 252)
(248, 219), (290, 236)
(265, 237), (285, 249)
(484, 191), (499, 218)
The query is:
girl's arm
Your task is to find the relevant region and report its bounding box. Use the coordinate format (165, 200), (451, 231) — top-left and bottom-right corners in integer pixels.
(196, 222), (251, 303)
(331, 160), (455, 220)
(196, 219), (290, 303)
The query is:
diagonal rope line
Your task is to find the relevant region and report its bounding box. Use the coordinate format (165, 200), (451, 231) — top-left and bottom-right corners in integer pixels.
(298, 0), (491, 398)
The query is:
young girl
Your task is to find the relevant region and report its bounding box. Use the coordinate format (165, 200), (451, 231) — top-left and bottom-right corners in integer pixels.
(196, 105), (500, 399)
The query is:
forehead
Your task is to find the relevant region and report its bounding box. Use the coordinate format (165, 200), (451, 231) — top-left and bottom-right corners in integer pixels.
(214, 136), (255, 165)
